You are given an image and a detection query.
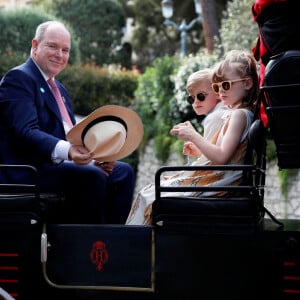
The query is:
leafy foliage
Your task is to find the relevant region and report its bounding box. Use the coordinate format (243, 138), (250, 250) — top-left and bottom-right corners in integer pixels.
(57, 64), (139, 115)
(216, 0), (259, 53)
(127, 0), (204, 70)
(134, 56), (180, 162)
(51, 0), (126, 66)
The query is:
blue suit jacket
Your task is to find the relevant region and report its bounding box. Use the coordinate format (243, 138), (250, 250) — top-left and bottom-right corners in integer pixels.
(0, 58), (76, 182)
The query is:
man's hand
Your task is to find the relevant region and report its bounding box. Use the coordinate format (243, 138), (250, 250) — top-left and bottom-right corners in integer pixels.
(68, 145), (93, 165)
(94, 161), (116, 176)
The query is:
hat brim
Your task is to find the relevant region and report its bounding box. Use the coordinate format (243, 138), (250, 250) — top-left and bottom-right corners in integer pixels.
(66, 105), (144, 161)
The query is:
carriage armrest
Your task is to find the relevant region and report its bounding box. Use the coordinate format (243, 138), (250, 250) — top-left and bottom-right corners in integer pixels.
(154, 164), (257, 198)
(152, 163), (265, 231)
(0, 164), (64, 222)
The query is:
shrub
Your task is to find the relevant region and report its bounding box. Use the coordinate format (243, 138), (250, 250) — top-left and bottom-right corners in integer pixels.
(57, 64), (139, 116)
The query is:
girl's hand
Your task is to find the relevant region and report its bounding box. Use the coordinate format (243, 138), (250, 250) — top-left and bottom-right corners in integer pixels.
(170, 121), (198, 142)
(183, 141), (201, 157)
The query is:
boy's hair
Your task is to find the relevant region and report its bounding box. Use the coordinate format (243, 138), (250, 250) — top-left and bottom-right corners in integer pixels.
(186, 68), (212, 93)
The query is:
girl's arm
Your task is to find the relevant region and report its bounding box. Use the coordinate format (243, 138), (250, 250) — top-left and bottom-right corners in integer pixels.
(171, 109), (247, 165)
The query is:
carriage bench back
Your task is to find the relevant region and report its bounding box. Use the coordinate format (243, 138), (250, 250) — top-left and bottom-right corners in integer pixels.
(260, 50), (300, 169)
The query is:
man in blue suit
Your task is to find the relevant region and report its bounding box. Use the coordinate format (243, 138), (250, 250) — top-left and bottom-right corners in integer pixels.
(0, 20), (135, 224)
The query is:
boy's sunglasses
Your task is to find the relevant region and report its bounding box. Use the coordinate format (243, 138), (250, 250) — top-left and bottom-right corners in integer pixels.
(211, 78), (248, 93)
(187, 92), (208, 104)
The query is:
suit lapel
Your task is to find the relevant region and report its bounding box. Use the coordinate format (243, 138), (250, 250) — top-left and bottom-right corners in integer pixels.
(27, 59), (66, 122)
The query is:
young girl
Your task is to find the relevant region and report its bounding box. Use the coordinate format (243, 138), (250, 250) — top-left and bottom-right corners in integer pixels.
(126, 52), (258, 225)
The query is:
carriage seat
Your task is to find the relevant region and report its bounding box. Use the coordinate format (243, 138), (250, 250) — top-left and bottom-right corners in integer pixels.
(152, 119), (267, 232)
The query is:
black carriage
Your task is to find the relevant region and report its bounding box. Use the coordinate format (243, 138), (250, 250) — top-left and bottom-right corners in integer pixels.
(1, 50), (300, 300)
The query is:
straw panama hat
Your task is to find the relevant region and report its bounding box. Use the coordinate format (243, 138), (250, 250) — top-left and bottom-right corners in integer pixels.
(66, 105), (144, 161)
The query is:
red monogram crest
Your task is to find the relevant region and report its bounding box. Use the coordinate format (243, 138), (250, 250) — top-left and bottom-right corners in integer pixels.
(89, 241), (109, 271)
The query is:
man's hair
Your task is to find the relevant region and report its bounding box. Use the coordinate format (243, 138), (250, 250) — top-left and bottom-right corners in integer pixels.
(34, 21), (68, 42)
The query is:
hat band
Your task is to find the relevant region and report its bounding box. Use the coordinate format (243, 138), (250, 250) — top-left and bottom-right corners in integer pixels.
(81, 115), (128, 143)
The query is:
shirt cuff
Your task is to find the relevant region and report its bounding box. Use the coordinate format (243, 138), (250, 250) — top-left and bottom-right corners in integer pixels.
(52, 140), (71, 163)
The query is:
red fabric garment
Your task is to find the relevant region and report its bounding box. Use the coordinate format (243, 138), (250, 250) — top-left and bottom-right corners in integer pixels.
(252, 0), (287, 20)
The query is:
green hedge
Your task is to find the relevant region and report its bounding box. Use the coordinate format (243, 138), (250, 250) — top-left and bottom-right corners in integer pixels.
(57, 64), (139, 116)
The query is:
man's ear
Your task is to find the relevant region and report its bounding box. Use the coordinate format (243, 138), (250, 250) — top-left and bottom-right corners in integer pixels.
(31, 39), (38, 51)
